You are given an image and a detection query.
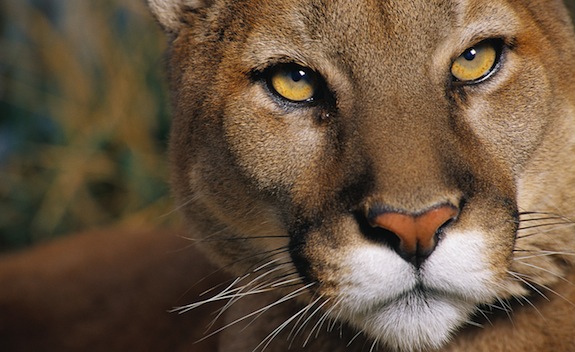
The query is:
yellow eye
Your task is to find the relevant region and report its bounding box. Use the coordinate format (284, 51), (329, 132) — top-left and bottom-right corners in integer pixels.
(451, 40), (499, 83)
(269, 65), (318, 102)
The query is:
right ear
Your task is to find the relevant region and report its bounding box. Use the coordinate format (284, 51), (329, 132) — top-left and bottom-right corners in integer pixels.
(147, 0), (211, 33)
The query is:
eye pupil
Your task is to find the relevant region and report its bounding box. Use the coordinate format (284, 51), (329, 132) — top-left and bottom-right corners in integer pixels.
(291, 70), (306, 82)
(463, 48), (477, 61)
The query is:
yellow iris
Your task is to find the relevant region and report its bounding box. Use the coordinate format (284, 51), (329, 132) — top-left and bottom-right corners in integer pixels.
(270, 65), (317, 102)
(451, 41), (498, 83)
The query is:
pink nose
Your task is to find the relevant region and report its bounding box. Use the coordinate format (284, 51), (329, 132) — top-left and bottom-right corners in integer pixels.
(369, 205), (458, 258)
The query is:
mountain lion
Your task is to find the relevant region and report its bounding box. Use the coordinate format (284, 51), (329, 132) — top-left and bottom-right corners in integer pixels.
(148, 0), (575, 351)
(1, 0), (574, 351)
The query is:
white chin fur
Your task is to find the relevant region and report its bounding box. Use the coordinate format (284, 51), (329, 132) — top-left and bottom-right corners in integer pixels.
(335, 230), (496, 351)
(354, 292), (476, 351)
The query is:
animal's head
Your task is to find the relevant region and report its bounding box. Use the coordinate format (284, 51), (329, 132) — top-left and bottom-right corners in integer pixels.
(150, 0), (575, 350)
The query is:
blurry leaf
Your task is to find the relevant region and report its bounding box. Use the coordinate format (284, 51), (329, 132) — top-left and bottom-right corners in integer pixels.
(0, 0), (176, 252)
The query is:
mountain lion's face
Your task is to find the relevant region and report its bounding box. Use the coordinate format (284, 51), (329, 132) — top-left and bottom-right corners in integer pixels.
(152, 0), (575, 350)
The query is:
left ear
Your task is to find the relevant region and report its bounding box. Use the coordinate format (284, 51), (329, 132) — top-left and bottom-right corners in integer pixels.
(147, 0), (211, 33)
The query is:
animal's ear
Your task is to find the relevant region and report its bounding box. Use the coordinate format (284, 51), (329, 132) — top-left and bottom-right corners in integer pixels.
(147, 0), (212, 33)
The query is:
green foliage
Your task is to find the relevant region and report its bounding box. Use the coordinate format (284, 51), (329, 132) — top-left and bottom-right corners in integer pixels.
(0, 1), (178, 251)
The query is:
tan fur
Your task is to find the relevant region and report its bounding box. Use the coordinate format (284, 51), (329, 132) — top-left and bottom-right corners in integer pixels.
(154, 0), (575, 350)
(2, 0), (575, 351)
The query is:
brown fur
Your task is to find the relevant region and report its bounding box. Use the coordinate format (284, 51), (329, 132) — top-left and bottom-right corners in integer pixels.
(154, 0), (575, 350)
(2, 0), (575, 351)
(0, 228), (228, 351)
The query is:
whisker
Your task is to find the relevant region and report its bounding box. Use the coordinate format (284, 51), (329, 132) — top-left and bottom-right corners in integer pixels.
(238, 273), (304, 328)
(507, 271), (549, 302)
(347, 330), (364, 347)
(298, 298), (331, 347)
(179, 245), (291, 298)
(513, 295), (545, 319)
(368, 337), (380, 352)
(176, 260), (296, 316)
(175, 286), (277, 314)
(255, 295), (323, 352)
(513, 249), (575, 259)
(252, 256), (291, 273)
(510, 211), (575, 253)
(246, 248), (293, 272)
(493, 297), (514, 324)
(327, 298), (345, 333)
(510, 269), (575, 308)
(463, 319), (484, 328)
(161, 195), (198, 219)
(215, 267), (293, 316)
(471, 307), (492, 327)
(271, 277), (302, 288)
(207, 272), (302, 332)
(190, 259), (294, 315)
(512, 261), (574, 286)
(518, 215), (568, 222)
(200, 274), (249, 298)
(518, 211), (572, 220)
(305, 299), (337, 345)
(194, 282), (316, 344)
(517, 223), (575, 239)
(536, 284), (575, 308)
(201, 251), (292, 295)
(287, 296), (324, 347)
(517, 220), (575, 231)
(199, 235), (290, 242)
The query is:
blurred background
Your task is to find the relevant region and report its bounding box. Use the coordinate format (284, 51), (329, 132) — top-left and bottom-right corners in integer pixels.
(0, 0), (177, 252)
(1, 1), (575, 253)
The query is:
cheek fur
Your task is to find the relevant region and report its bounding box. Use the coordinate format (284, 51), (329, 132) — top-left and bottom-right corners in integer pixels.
(223, 87), (326, 191)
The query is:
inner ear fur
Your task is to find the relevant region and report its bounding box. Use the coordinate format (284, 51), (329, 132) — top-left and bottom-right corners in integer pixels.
(147, 0), (213, 32)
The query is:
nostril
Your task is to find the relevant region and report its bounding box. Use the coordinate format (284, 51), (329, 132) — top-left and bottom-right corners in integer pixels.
(364, 204), (459, 265)
(437, 216), (456, 233)
(356, 213), (402, 251)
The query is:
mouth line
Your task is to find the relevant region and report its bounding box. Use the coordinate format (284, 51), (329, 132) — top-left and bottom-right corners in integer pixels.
(362, 283), (473, 314)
